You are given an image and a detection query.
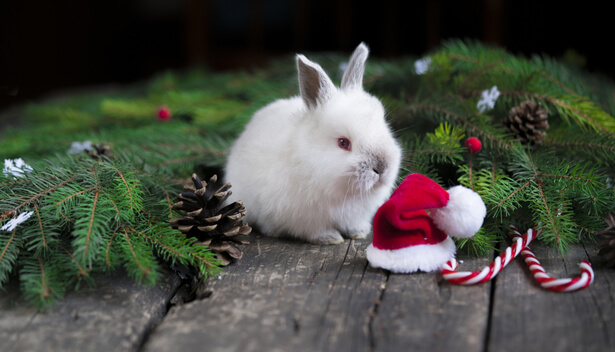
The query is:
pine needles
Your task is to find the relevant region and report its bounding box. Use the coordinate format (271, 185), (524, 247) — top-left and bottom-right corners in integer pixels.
(0, 156), (222, 309)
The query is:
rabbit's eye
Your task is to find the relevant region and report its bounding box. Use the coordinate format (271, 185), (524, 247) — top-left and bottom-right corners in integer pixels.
(338, 137), (352, 151)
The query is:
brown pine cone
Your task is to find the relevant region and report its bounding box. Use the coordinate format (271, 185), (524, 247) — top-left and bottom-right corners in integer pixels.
(597, 211), (615, 267)
(170, 174), (251, 265)
(504, 100), (549, 145)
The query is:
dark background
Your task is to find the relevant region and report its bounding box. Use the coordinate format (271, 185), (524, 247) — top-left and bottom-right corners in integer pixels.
(0, 0), (611, 112)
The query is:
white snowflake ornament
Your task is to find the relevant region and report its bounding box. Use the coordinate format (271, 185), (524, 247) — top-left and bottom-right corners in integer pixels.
(3, 158), (33, 178)
(477, 85), (500, 113)
(1, 211), (34, 231)
(68, 141), (94, 154)
(414, 57), (431, 75)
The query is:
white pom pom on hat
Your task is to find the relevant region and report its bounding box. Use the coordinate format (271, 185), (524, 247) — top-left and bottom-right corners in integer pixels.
(430, 185), (487, 239)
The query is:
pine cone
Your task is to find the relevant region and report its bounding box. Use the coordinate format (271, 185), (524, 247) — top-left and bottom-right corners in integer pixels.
(170, 174), (251, 265)
(504, 100), (549, 145)
(597, 211), (615, 267)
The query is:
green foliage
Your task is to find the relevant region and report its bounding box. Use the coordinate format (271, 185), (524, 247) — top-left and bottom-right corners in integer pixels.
(2, 39), (615, 308)
(402, 122), (466, 182)
(0, 156), (222, 309)
(0, 67), (286, 309)
(369, 39), (615, 255)
(0, 67), (287, 161)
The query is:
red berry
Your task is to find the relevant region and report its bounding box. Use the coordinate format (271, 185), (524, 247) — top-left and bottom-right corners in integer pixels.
(157, 106), (171, 121)
(465, 137), (482, 153)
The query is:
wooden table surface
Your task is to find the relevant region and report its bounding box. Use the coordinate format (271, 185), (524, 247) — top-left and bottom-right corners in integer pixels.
(1, 232), (613, 352)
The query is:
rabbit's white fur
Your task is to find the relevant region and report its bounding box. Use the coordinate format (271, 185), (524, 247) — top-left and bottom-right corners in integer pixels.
(225, 43), (401, 244)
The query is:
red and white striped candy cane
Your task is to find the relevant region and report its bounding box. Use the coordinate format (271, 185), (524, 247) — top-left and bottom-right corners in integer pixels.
(441, 227), (538, 284)
(511, 233), (595, 292)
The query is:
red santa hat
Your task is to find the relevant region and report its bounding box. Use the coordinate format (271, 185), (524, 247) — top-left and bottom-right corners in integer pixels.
(366, 173), (486, 273)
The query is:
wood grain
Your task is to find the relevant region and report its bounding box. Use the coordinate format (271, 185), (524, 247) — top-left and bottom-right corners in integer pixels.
(488, 240), (615, 352)
(1, 233), (613, 352)
(0, 269), (181, 352)
(371, 251), (493, 352)
(143, 234), (493, 352)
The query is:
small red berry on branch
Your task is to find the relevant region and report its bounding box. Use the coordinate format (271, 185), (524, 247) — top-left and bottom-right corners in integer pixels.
(465, 137), (481, 154)
(157, 106), (172, 121)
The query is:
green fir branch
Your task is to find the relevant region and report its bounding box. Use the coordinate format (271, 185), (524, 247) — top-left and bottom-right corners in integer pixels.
(130, 224), (221, 278)
(59, 244), (91, 279)
(19, 255), (64, 310)
(0, 228), (21, 286)
(0, 155), (223, 309)
(405, 103), (515, 152)
(120, 228), (159, 284)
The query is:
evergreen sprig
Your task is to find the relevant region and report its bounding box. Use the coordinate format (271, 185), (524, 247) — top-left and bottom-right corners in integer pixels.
(0, 155), (222, 309)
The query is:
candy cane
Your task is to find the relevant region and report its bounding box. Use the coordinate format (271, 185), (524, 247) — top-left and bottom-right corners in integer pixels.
(511, 233), (594, 292)
(441, 227), (537, 284)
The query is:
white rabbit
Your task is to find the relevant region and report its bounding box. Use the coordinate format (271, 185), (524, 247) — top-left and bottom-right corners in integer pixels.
(224, 43), (402, 244)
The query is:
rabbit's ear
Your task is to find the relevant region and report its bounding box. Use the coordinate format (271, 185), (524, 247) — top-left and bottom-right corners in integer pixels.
(297, 54), (335, 109)
(341, 42), (369, 90)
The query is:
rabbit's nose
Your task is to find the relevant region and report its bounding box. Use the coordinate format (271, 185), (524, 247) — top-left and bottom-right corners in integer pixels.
(372, 157), (386, 175)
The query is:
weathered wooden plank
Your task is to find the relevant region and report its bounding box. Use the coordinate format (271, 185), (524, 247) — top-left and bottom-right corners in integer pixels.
(488, 241), (615, 352)
(143, 233), (385, 352)
(0, 269), (181, 352)
(143, 234), (493, 352)
(370, 249), (493, 352)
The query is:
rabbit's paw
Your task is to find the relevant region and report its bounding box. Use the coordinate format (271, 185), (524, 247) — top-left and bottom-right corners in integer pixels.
(343, 223), (371, 240)
(309, 230), (345, 245)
